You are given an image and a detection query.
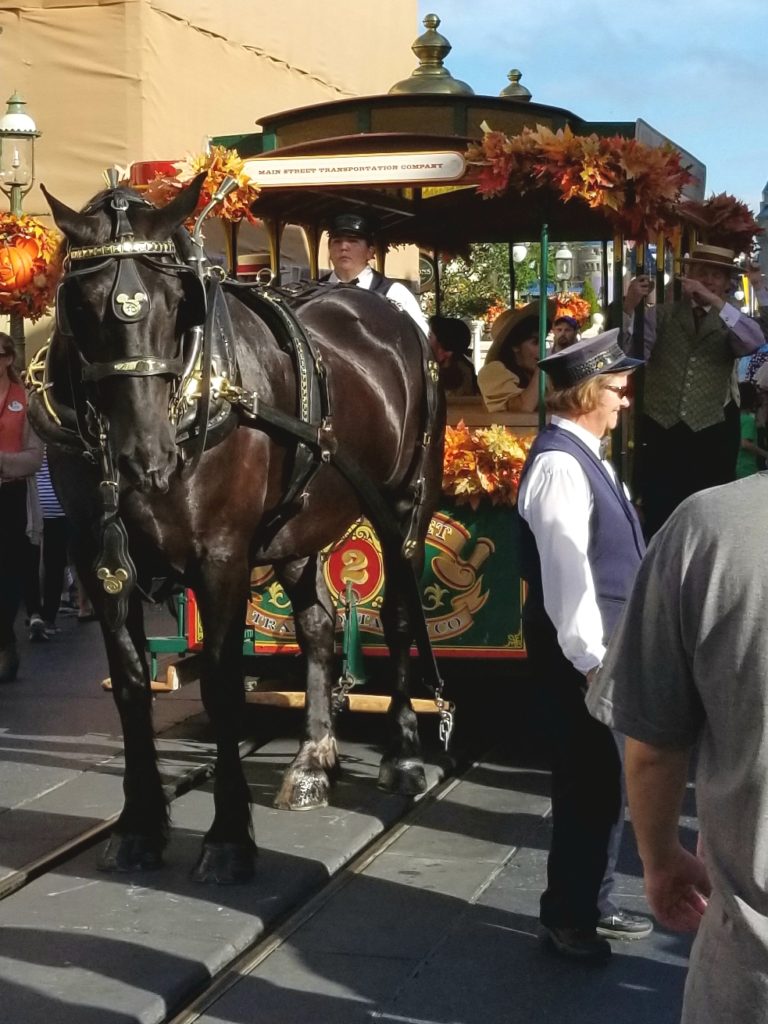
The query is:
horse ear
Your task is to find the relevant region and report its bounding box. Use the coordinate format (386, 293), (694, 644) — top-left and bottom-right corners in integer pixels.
(40, 184), (104, 244)
(146, 172), (207, 240)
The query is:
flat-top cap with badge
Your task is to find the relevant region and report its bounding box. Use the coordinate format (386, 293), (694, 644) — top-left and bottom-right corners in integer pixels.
(538, 327), (643, 389)
(684, 243), (739, 273)
(327, 212), (375, 243)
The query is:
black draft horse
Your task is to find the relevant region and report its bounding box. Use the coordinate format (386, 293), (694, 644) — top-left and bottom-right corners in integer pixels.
(35, 177), (444, 883)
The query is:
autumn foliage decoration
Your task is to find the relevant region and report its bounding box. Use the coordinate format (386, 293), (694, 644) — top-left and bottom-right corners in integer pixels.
(555, 293), (592, 325)
(442, 420), (533, 508)
(144, 146), (261, 225)
(467, 125), (694, 240)
(0, 213), (61, 321)
(677, 193), (762, 256)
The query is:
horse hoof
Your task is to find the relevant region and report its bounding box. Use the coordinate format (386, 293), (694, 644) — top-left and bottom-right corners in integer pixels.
(98, 833), (164, 872)
(191, 842), (257, 884)
(378, 759), (427, 796)
(274, 769), (330, 810)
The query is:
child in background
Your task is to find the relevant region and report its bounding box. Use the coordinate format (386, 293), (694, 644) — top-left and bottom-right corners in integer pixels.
(736, 382), (768, 479)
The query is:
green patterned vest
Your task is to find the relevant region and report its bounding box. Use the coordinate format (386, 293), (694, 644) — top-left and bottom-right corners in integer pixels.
(644, 302), (735, 431)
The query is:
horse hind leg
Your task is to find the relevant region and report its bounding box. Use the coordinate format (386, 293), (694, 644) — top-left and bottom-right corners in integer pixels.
(377, 539), (427, 797)
(273, 555), (339, 810)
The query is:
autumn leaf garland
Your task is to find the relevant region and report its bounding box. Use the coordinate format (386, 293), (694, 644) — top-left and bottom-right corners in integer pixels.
(442, 420), (533, 508)
(468, 124), (694, 241)
(144, 146), (261, 225)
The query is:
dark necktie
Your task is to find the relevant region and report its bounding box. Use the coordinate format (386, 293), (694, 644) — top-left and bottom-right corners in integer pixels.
(692, 304), (707, 329)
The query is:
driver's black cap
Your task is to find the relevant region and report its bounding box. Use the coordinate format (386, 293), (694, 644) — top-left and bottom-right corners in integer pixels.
(327, 212), (375, 242)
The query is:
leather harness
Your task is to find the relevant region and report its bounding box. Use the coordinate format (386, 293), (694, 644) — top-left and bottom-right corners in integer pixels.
(29, 186), (450, 740)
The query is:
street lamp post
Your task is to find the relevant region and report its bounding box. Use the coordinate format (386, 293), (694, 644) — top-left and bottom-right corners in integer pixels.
(555, 245), (573, 293)
(0, 92), (39, 357)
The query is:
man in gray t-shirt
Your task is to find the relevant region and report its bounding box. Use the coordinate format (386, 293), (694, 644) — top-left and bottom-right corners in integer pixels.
(587, 474), (768, 1024)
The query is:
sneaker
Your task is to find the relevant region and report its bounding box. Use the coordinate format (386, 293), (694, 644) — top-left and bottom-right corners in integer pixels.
(541, 924), (612, 964)
(44, 622), (61, 636)
(28, 615), (49, 642)
(597, 909), (654, 940)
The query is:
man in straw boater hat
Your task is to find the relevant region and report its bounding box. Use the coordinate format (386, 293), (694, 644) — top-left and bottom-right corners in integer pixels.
(624, 242), (765, 537)
(477, 299), (556, 413)
(517, 328), (652, 963)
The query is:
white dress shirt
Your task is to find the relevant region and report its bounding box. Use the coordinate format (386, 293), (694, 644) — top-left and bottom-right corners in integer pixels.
(326, 264), (430, 336)
(518, 417), (628, 675)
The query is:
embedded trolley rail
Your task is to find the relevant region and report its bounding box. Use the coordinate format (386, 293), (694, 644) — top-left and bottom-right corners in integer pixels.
(0, 710), (463, 1024)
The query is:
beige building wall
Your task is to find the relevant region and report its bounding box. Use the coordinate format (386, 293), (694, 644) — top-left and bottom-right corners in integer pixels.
(0, 0), (420, 348)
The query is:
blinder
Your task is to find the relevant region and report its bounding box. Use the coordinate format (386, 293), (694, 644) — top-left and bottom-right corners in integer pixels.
(58, 188), (207, 383)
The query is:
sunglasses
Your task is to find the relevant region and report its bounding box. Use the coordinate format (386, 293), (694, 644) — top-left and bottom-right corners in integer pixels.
(602, 384), (630, 398)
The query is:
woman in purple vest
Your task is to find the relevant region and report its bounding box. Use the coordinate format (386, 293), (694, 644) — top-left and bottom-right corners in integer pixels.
(517, 328), (650, 964)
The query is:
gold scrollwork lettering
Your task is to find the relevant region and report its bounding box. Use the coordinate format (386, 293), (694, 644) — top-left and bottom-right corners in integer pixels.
(340, 548), (369, 585)
(423, 582), (449, 610)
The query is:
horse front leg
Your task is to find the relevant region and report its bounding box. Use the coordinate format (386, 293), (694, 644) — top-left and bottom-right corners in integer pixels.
(273, 555), (339, 810)
(190, 559), (256, 884)
(97, 589), (169, 871)
(378, 546), (427, 796)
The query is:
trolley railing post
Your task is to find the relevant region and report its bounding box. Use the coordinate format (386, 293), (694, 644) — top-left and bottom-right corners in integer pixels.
(538, 222), (549, 433)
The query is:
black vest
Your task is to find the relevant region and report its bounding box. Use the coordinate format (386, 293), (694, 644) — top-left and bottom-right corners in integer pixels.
(519, 425), (646, 640)
(319, 269), (394, 295)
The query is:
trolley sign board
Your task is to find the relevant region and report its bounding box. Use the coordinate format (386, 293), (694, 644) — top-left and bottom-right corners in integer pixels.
(185, 504), (527, 659)
(242, 151), (466, 189)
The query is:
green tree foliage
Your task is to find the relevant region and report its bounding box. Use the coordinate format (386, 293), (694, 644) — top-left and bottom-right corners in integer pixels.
(582, 276), (600, 315)
(437, 242), (556, 318)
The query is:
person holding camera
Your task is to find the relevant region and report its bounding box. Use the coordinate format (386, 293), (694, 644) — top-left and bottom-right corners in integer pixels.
(624, 244), (764, 536)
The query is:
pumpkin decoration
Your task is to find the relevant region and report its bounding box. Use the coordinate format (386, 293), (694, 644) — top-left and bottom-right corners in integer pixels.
(0, 235), (39, 291)
(0, 213), (61, 321)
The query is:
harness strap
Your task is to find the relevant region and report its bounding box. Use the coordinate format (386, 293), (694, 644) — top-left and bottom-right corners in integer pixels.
(81, 355), (184, 382)
(229, 392), (445, 702)
(225, 282), (332, 523)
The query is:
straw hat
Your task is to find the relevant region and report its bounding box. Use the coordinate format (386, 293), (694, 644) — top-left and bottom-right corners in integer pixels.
(485, 298), (556, 365)
(684, 243), (739, 273)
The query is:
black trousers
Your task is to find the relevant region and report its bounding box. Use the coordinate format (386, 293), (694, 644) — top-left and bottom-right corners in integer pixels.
(524, 608), (622, 930)
(0, 481), (28, 647)
(26, 517), (70, 625)
(636, 405), (740, 539)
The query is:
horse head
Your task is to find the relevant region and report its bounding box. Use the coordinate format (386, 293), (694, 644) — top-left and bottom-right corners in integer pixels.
(42, 175), (206, 493)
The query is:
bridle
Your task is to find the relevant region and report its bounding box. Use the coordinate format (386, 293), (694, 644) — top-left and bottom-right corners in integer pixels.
(56, 185), (207, 404)
(47, 173), (237, 630)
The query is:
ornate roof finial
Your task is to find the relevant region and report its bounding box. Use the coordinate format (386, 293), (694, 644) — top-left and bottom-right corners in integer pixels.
(389, 13), (474, 95)
(500, 69), (532, 102)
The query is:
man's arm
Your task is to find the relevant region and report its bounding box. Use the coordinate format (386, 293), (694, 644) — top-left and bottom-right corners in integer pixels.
(681, 276), (764, 354)
(625, 738), (711, 932)
(622, 275), (658, 358)
(385, 281), (430, 336)
(518, 453), (605, 675)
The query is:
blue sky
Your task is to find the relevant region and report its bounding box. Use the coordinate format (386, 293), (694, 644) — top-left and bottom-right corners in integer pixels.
(416, 0), (768, 214)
